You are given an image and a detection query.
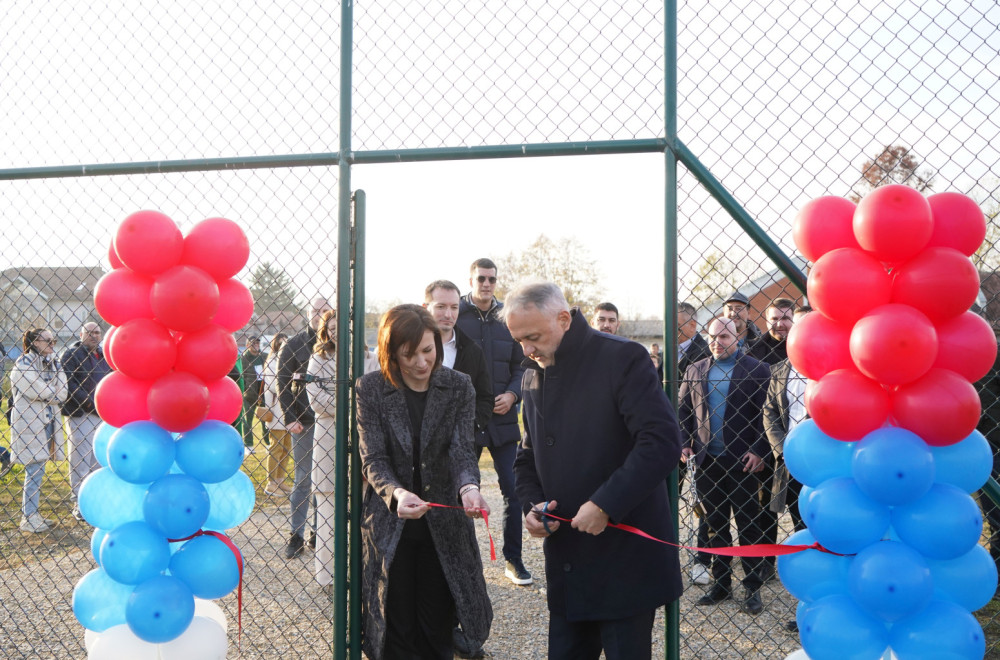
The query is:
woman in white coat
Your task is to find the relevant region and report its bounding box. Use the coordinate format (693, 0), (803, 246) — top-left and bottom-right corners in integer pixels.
(11, 328), (67, 533)
(307, 310), (339, 589)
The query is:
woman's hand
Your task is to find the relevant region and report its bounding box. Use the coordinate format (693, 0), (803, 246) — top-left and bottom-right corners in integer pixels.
(393, 488), (430, 519)
(460, 486), (490, 519)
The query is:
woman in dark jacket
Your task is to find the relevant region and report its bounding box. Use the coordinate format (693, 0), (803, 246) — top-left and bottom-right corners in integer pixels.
(356, 304), (493, 659)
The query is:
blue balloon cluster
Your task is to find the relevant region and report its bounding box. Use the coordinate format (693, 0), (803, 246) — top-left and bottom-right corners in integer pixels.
(72, 419), (254, 643)
(779, 421), (995, 660)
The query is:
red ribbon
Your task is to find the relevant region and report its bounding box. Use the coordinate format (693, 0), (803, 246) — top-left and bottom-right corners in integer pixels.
(169, 530), (245, 655)
(425, 503), (496, 561)
(535, 511), (846, 557)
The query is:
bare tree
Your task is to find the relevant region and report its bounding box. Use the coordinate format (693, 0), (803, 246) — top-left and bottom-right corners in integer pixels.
(850, 144), (935, 202)
(494, 235), (604, 316)
(685, 249), (744, 302)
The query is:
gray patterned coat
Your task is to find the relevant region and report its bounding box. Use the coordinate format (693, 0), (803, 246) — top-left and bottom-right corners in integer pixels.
(356, 367), (493, 659)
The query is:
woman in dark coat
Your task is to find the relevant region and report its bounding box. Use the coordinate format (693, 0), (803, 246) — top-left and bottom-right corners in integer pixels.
(357, 304), (493, 659)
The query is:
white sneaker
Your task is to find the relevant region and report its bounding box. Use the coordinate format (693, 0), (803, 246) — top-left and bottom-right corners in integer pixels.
(690, 564), (710, 585)
(264, 481), (287, 496)
(20, 514), (50, 533)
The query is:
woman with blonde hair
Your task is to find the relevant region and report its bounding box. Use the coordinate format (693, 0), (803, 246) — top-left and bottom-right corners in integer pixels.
(357, 304), (492, 659)
(11, 328), (67, 533)
(307, 309), (339, 590)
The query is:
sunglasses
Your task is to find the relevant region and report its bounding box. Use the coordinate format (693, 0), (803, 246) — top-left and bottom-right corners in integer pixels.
(36, 338), (56, 345)
(476, 276), (497, 284)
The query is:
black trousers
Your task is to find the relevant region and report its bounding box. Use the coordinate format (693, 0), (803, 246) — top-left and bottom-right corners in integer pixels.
(384, 519), (455, 660)
(548, 609), (656, 660)
(696, 455), (765, 591)
(755, 458), (779, 567)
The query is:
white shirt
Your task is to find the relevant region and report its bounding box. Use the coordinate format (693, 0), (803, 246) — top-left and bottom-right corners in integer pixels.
(677, 338), (693, 361)
(441, 331), (458, 369)
(786, 364), (809, 432)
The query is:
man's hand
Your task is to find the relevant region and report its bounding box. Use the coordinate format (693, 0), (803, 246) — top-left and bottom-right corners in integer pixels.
(526, 500), (560, 538)
(288, 421), (304, 434)
(680, 447), (694, 463)
(393, 488), (430, 519)
(742, 452), (763, 473)
(493, 392), (516, 415)
(460, 487), (490, 519)
(571, 501), (609, 536)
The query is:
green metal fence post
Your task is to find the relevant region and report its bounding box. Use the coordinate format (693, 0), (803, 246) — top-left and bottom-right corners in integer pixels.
(349, 190), (366, 660)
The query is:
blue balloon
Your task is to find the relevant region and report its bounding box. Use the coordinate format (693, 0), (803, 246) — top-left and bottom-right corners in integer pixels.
(78, 468), (146, 529)
(72, 568), (134, 632)
(851, 426), (935, 506)
(798, 484), (815, 522)
(806, 477), (890, 555)
(174, 421), (244, 483)
(799, 594), (889, 660)
(777, 529), (851, 603)
(928, 544), (999, 611)
(203, 470), (256, 531)
(169, 533), (240, 599)
(889, 600), (985, 660)
(784, 420), (855, 487)
(143, 474), (210, 539)
(932, 430), (993, 493)
(100, 521), (170, 585)
(847, 541), (932, 622)
(893, 483), (983, 560)
(107, 421), (176, 485)
(126, 575), (195, 643)
(91, 528), (108, 565)
(93, 422), (119, 468)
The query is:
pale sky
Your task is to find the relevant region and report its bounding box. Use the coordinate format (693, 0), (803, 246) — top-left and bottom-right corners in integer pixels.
(2, 0), (998, 319)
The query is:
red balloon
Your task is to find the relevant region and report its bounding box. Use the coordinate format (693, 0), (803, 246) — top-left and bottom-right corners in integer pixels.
(849, 304), (938, 385)
(891, 247), (980, 323)
(174, 324), (238, 381)
(807, 248), (892, 324)
(891, 369), (981, 446)
(103, 326), (119, 371)
(854, 184), (933, 264)
(792, 196), (860, 263)
(182, 218), (250, 280)
(147, 372), (210, 432)
(926, 192), (987, 257)
(806, 369), (889, 441)
(113, 210), (184, 277)
(94, 372), (153, 428)
(212, 278), (255, 332)
(150, 265), (220, 333)
(786, 312), (853, 380)
(108, 243), (125, 270)
(109, 318), (178, 380)
(934, 312), (998, 382)
(93, 269), (154, 327)
(205, 376), (243, 424)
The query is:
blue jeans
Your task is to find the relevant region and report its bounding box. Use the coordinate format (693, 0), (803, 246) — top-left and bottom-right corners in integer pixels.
(482, 442), (523, 562)
(290, 424), (317, 537)
(22, 461), (45, 518)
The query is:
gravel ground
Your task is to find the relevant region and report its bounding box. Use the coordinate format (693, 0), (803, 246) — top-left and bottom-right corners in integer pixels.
(1, 458), (805, 659)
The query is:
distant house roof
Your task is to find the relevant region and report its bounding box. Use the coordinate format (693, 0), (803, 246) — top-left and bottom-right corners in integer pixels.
(0, 266), (105, 301)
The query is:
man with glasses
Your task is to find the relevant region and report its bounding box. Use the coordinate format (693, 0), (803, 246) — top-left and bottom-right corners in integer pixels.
(456, 258), (531, 587)
(721, 292), (761, 350)
(61, 321), (111, 520)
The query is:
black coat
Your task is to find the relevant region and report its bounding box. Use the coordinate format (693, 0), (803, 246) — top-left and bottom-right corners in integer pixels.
(277, 326), (318, 426)
(456, 295), (525, 448)
(677, 333), (712, 381)
(451, 327), (493, 432)
(60, 342), (110, 417)
(513, 310), (683, 620)
(975, 343), (1000, 474)
(746, 332), (787, 366)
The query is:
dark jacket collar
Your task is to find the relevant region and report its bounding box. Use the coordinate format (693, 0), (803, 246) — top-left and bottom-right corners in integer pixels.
(462, 292), (500, 320)
(523, 308), (590, 372)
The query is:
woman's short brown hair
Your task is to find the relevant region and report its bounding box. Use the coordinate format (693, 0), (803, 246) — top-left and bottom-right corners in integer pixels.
(377, 304), (442, 389)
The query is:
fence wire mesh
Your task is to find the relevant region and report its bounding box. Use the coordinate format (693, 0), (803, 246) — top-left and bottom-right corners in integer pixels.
(1, 0), (999, 658)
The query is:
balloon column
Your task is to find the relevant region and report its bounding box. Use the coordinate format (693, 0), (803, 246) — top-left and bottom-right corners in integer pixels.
(780, 187), (997, 660)
(72, 211), (256, 658)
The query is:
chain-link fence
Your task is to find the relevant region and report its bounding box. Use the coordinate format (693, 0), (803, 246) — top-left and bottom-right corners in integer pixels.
(2, 0), (999, 658)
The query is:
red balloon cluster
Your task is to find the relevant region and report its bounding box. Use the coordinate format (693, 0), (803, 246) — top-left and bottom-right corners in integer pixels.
(791, 186), (993, 445)
(95, 211), (253, 432)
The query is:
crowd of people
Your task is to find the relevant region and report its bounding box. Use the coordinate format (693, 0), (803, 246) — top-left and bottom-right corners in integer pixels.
(3, 258), (1000, 659)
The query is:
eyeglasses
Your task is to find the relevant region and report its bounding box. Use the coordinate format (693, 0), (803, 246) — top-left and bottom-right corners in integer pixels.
(476, 276), (497, 284)
(36, 338), (56, 345)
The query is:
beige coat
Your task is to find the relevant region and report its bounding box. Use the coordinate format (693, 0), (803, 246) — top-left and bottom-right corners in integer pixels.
(11, 352), (67, 465)
(307, 351), (337, 493)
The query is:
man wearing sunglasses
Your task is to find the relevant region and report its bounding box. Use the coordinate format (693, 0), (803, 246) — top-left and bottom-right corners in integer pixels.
(456, 258), (531, 588)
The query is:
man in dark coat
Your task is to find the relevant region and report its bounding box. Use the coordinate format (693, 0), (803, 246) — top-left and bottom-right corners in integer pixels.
(722, 291), (762, 351)
(679, 316), (771, 615)
(277, 296), (332, 558)
(238, 336), (266, 447)
(507, 281), (683, 659)
(456, 258), (531, 586)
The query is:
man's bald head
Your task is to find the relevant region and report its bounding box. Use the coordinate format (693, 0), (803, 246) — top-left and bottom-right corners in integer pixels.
(707, 317), (739, 360)
(80, 322), (102, 350)
(308, 297), (333, 330)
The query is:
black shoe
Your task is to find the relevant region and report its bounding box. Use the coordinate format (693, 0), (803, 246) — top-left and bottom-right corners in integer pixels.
(504, 558), (533, 586)
(308, 531), (317, 550)
(696, 585), (731, 606)
(453, 625), (486, 658)
(742, 590), (763, 615)
(758, 562), (777, 582)
(784, 620), (798, 633)
(284, 533), (304, 559)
